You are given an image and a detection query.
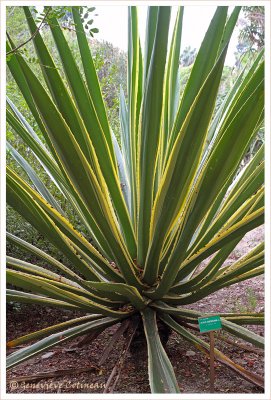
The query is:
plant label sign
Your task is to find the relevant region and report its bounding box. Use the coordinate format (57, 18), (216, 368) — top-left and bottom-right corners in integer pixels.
(198, 316), (222, 333)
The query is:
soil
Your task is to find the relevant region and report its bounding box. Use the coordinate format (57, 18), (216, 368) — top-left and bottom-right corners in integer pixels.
(6, 227), (264, 394)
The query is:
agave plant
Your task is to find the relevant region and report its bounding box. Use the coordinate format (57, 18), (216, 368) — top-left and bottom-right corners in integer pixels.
(6, 5), (264, 393)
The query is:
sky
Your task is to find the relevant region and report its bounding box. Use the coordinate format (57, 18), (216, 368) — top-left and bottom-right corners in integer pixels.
(35, 4), (241, 66)
(93, 5), (241, 66)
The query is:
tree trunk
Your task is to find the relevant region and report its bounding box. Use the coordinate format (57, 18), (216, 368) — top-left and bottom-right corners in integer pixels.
(128, 317), (171, 354)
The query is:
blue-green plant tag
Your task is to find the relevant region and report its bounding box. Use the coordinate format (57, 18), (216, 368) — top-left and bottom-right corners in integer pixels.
(198, 315), (222, 333)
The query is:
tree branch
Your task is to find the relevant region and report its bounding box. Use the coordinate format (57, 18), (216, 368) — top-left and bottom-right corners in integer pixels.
(6, 8), (51, 56)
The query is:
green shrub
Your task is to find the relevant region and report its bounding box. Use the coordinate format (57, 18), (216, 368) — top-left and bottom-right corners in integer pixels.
(6, 6), (264, 393)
